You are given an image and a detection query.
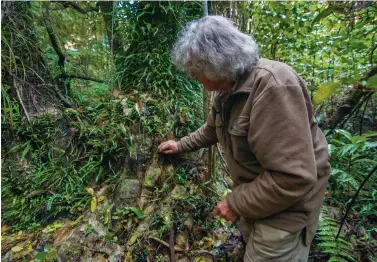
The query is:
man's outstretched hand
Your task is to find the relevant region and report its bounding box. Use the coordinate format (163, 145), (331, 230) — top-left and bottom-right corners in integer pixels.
(214, 198), (239, 222)
(157, 140), (179, 154)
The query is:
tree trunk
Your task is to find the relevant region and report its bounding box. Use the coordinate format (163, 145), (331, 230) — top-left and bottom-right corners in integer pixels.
(1, 2), (63, 120)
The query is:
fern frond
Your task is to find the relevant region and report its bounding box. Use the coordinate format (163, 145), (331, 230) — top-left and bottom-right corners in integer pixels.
(316, 206), (357, 262)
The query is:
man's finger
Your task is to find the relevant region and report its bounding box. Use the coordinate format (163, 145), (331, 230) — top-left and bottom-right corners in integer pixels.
(158, 144), (169, 152)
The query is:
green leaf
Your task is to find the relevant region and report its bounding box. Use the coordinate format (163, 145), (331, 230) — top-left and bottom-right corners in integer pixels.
(349, 40), (368, 50)
(128, 207), (145, 220)
(35, 252), (47, 260)
(46, 250), (57, 259)
(313, 82), (340, 105)
(335, 129), (352, 142)
(366, 75), (377, 89)
(311, 6), (340, 27)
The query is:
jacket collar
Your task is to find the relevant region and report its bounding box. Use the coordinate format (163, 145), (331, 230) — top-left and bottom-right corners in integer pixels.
(231, 59), (260, 95)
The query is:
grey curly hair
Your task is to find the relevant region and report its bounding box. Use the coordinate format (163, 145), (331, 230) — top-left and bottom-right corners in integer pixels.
(172, 16), (259, 81)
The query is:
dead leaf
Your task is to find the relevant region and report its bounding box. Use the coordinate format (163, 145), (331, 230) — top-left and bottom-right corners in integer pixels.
(53, 227), (73, 246)
(91, 197), (97, 212)
(171, 185), (187, 199)
(143, 204), (155, 215)
(98, 195), (106, 202)
(135, 102), (143, 113)
(112, 89), (122, 98)
(127, 231), (141, 246)
(176, 230), (189, 251)
(86, 187), (95, 197)
(11, 246), (23, 252)
(42, 221), (65, 233)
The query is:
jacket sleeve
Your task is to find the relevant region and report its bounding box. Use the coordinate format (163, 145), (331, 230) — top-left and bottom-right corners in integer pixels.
(177, 106), (218, 153)
(226, 84), (317, 219)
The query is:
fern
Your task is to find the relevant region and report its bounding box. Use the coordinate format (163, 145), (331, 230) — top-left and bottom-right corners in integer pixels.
(316, 206), (357, 262)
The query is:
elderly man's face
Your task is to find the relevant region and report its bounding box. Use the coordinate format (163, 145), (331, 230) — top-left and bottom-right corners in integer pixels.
(195, 74), (233, 92)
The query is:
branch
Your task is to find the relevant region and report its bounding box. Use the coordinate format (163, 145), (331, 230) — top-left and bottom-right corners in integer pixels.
(169, 225), (176, 262)
(149, 236), (184, 252)
(51, 84), (77, 109)
(43, 11), (65, 69)
(14, 78), (31, 123)
(60, 2), (99, 14)
(336, 165), (377, 240)
(56, 73), (104, 83)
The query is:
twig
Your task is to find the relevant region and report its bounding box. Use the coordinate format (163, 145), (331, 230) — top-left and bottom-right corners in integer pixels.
(149, 236), (184, 252)
(169, 225), (176, 262)
(216, 144), (229, 175)
(336, 165), (377, 240)
(14, 79), (31, 122)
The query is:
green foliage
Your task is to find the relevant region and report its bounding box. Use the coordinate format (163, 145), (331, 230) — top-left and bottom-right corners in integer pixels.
(112, 1), (203, 137)
(328, 129), (377, 218)
(313, 81), (340, 105)
(317, 207), (356, 262)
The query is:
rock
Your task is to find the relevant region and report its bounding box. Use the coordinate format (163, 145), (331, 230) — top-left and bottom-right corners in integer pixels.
(138, 188), (152, 210)
(87, 213), (107, 237)
(114, 178), (141, 207)
(144, 165), (161, 187)
(133, 134), (152, 160)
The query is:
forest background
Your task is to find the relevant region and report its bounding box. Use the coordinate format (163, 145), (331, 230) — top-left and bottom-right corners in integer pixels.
(1, 1), (377, 261)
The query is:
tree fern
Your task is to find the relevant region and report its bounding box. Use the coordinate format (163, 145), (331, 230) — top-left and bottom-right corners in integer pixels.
(316, 206), (357, 262)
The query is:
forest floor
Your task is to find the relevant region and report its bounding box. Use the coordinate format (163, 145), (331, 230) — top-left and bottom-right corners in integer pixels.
(2, 155), (376, 262)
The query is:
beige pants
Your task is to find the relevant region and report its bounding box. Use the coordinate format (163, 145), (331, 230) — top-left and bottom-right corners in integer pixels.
(239, 219), (312, 262)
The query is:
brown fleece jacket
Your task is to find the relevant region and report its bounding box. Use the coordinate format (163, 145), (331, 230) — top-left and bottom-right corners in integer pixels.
(177, 58), (330, 244)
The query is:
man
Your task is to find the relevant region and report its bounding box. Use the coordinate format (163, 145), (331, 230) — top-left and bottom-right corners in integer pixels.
(158, 16), (330, 261)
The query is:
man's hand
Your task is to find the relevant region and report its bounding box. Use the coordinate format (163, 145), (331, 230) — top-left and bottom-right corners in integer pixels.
(214, 198), (239, 222)
(157, 140), (179, 154)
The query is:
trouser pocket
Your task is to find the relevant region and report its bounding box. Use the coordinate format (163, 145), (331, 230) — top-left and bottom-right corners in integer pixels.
(244, 223), (303, 261)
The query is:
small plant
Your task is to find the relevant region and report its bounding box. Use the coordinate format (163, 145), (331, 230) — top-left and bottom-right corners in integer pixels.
(316, 206), (356, 262)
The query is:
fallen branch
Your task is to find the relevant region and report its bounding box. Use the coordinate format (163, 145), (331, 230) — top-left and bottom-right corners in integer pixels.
(149, 236), (184, 252)
(169, 225), (176, 262)
(56, 73), (104, 83)
(14, 79), (31, 123)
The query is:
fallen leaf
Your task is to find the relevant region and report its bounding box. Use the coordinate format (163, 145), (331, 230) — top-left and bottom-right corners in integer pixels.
(91, 197), (97, 212)
(135, 102), (143, 113)
(176, 230), (189, 250)
(69, 215), (84, 227)
(98, 195), (106, 202)
(171, 185), (187, 199)
(11, 246), (23, 252)
(127, 231), (141, 246)
(86, 187), (95, 197)
(53, 227), (73, 246)
(42, 221), (65, 233)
